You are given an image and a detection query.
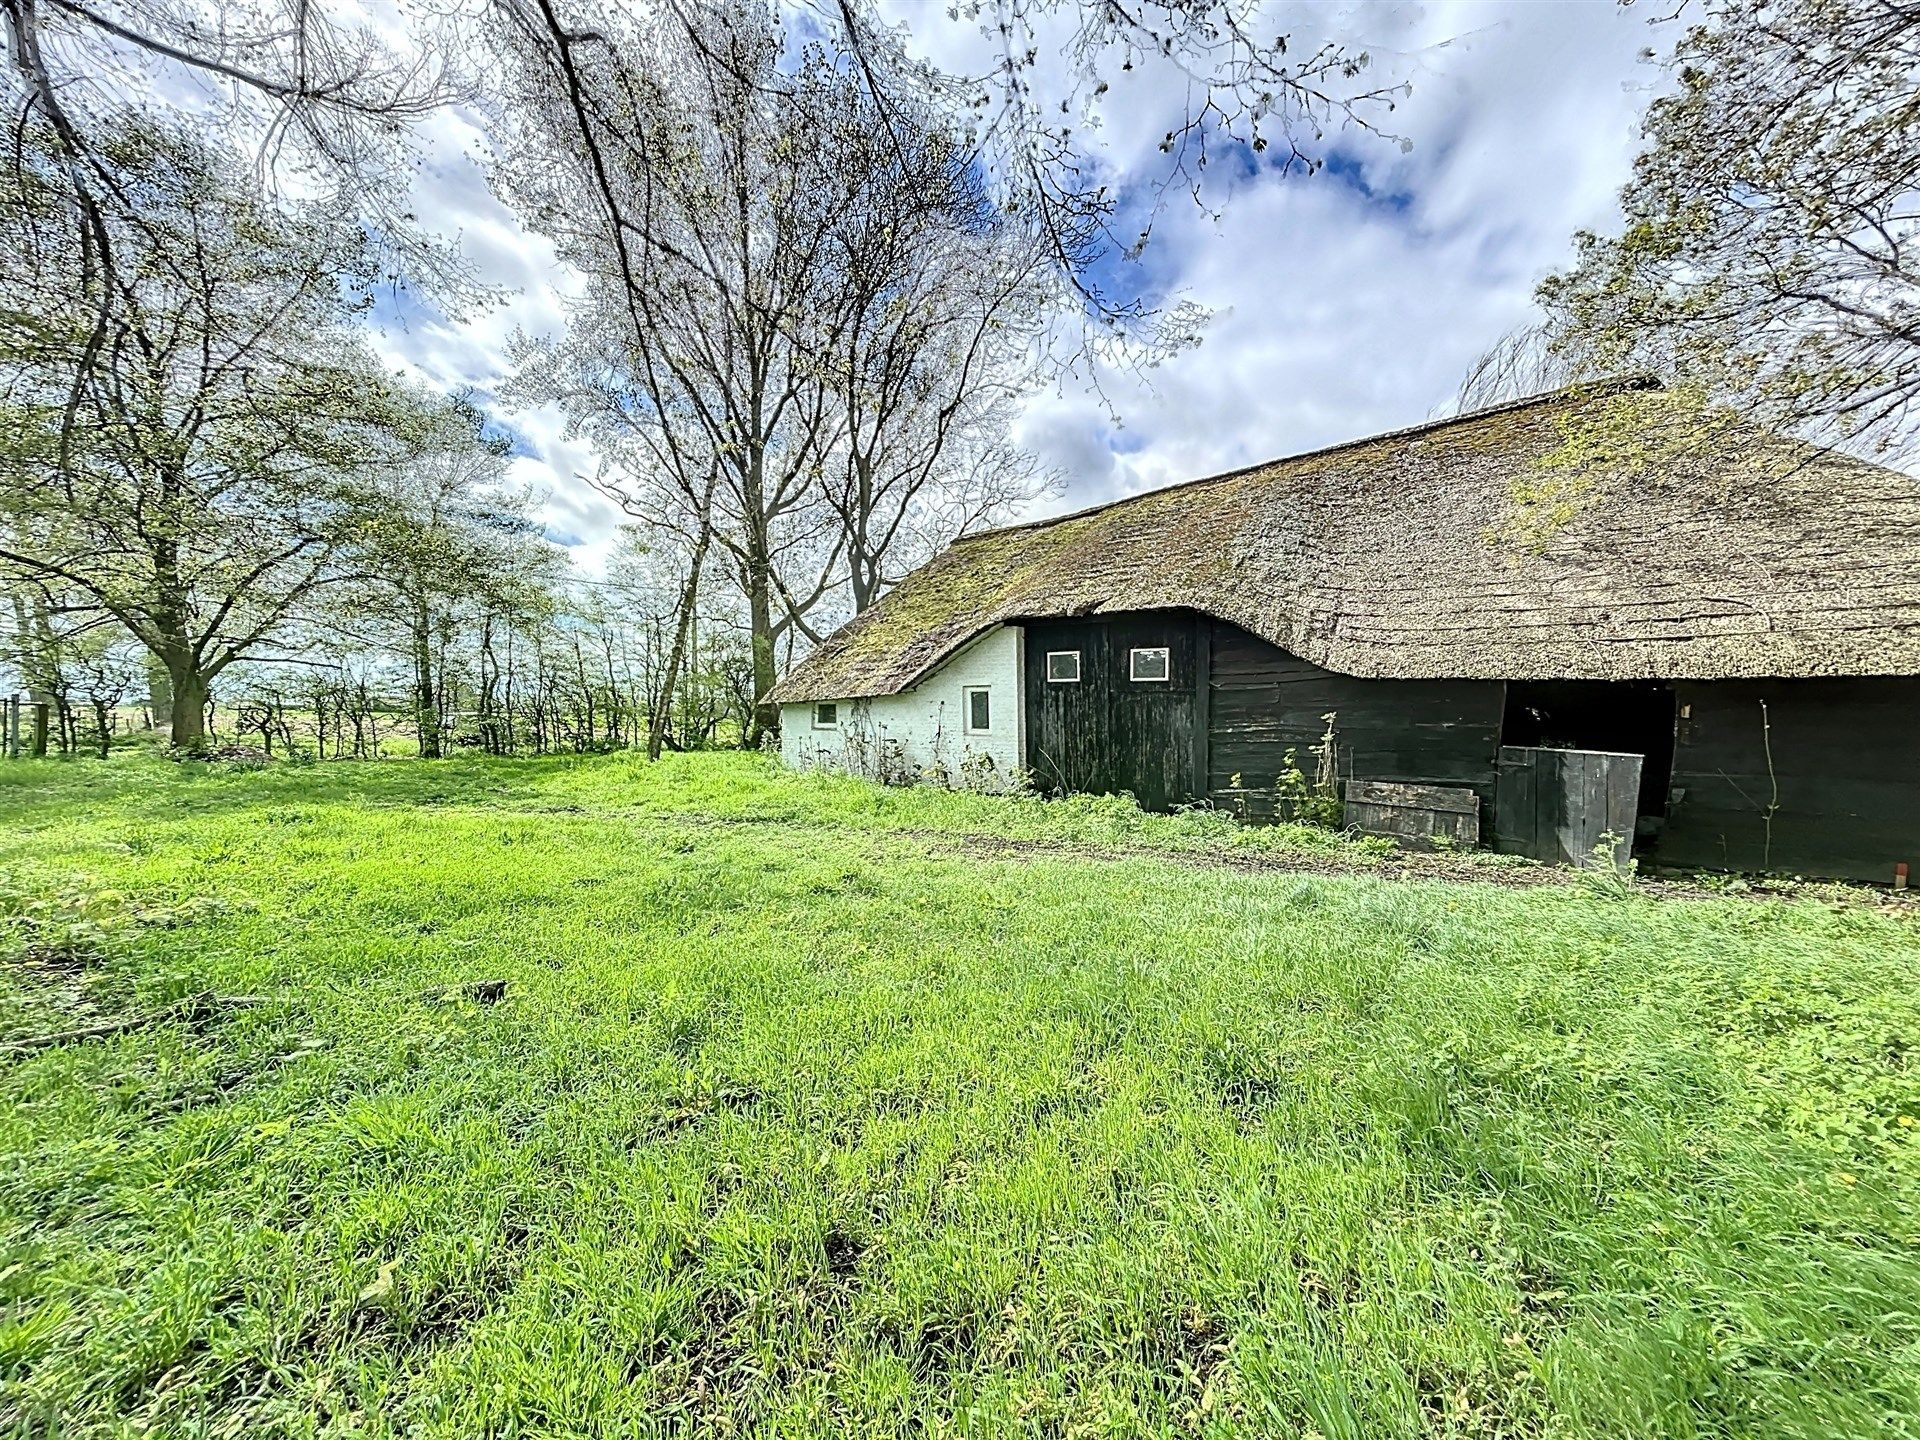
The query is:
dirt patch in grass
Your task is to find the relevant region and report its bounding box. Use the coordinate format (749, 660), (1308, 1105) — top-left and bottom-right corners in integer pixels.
(915, 829), (1920, 910)
(588, 802), (1917, 910)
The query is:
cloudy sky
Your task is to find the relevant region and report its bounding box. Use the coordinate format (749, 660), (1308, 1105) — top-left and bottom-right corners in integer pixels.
(373, 0), (1667, 575)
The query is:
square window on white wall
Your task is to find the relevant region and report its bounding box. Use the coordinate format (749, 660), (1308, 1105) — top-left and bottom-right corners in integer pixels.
(1046, 650), (1081, 683)
(964, 687), (991, 733)
(1130, 647), (1170, 682)
(812, 702), (838, 728)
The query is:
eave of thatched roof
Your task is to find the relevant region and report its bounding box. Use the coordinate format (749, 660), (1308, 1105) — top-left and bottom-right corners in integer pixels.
(770, 380), (1920, 704)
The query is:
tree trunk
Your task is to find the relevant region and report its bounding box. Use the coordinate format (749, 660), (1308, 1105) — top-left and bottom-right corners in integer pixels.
(169, 664), (209, 754)
(412, 592), (441, 759)
(848, 455), (879, 613)
(651, 531), (710, 762)
(145, 658), (171, 730)
(478, 617), (501, 755)
(745, 555), (777, 750)
(151, 526), (208, 753)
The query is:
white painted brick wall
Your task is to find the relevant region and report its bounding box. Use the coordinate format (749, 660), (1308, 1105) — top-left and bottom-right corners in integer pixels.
(779, 625), (1026, 790)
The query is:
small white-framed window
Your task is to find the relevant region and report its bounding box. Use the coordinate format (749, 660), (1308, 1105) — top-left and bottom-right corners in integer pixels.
(812, 701), (839, 728)
(1046, 650), (1081, 683)
(963, 687), (992, 734)
(1129, 646), (1171, 682)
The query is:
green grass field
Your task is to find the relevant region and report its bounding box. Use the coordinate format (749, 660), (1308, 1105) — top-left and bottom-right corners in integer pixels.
(2, 752), (1917, 1438)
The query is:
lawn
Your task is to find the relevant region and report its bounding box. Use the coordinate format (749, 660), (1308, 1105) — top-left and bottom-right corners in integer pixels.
(1, 751), (1917, 1439)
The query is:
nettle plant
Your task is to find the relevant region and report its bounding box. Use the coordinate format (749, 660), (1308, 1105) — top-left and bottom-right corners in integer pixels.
(955, 749), (1006, 793)
(1272, 712), (1344, 828)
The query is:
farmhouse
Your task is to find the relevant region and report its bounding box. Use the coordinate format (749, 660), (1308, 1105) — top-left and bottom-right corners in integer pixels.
(770, 380), (1920, 882)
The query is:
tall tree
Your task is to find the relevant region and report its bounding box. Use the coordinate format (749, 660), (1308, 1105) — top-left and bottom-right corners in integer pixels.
(1, 0), (469, 483)
(502, 7), (868, 746)
(495, 0), (1405, 352)
(492, 0), (1423, 747)
(349, 397), (541, 759)
(11, 2), (1410, 347)
(1540, 0), (1920, 459)
(814, 87), (1056, 614)
(0, 119), (422, 751)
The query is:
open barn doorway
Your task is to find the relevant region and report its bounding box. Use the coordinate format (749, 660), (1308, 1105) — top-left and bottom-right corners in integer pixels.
(1501, 681), (1678, 846)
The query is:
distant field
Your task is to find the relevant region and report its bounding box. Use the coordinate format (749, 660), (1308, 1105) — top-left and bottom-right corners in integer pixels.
(2, 752), (1917, 1438)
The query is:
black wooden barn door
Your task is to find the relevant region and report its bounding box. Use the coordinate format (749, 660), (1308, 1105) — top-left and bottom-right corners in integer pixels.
(1024, 618), (1112, 798)
(1495, 746), (1643, 868)
(1023, 613), (1207, 810)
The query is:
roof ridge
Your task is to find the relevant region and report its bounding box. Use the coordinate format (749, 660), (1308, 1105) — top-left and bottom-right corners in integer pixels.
(956, 374), (1661, 545)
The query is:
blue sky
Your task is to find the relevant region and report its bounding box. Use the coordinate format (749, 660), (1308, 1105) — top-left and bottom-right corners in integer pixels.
(369, 0), (1664, 574)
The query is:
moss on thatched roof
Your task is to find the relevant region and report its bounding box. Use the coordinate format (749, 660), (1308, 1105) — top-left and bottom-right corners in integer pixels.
(771, 380), (1920, 703)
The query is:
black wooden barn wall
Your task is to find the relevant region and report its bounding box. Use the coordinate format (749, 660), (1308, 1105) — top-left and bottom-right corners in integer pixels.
(1019, 611), (1919, 880)
(1022, 612), (1505, 819)
(1659, 677), (1920, 882)
(1205, 622), (1506, 822)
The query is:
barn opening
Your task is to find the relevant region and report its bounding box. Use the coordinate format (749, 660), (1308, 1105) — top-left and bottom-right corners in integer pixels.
(1501, 680), (1677, 843)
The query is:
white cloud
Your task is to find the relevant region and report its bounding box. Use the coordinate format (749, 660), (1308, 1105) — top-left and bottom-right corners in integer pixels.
(1001, 1), (1661, 516)
(359, 0), (1661, 568)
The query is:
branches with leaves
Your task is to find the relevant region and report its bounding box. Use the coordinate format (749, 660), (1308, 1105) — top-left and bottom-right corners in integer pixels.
(1541, 0), (1920, 461)
(0, 118), (442, 750)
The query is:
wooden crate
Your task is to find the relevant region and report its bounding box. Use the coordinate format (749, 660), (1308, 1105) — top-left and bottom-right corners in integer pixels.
(1343, 780), (1481, 849)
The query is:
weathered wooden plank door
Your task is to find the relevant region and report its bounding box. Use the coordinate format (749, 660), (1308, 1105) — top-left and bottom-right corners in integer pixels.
(1495, 747), (1643, 868)
(1023, 613), (1206, 810)
(1023, 617), (1112, 798)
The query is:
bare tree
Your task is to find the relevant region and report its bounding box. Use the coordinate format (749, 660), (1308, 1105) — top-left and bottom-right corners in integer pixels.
(599, 478), (722, 761)
(492, 0), (1408, 358)
(501, 7), (873, 747)
(813, 87), (1057, 613)
(488, 0), (1423, 746)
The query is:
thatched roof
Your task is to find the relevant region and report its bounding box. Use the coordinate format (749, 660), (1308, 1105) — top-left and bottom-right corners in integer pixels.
(770, 380), (1920, 703)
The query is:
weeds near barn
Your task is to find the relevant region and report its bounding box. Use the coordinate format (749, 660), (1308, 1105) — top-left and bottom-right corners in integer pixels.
(1266, 711), (1345, 830)
(1, 752), (1917, 1437)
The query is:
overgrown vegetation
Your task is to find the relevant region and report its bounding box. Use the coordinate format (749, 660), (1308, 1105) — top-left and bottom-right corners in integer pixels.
(1, 752), (1915, 1437)
(1267, 713), (1344, 828)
